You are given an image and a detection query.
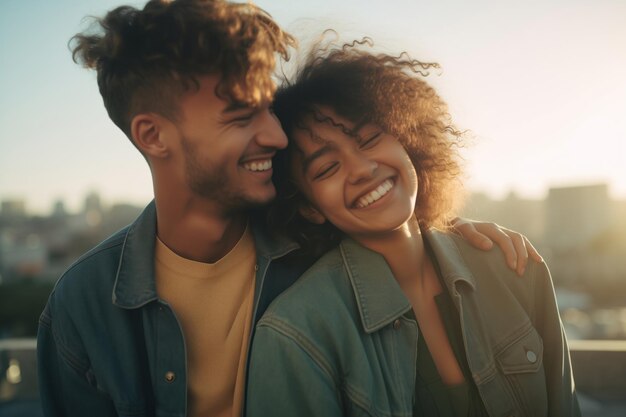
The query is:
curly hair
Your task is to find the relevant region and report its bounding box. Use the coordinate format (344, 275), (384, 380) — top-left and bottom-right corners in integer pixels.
(268, 38), (465, 257)
(71, 0), (295, 141)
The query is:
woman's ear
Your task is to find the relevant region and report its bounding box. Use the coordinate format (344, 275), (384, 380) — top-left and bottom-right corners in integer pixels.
(298, 204), (326, 224)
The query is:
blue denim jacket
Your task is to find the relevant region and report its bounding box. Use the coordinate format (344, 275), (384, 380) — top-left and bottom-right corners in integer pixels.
(247, 230), (581, 417)
(37, 201), (306, 417)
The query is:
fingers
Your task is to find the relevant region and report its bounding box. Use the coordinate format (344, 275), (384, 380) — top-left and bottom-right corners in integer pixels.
(450, 218), (545, 277)
(524, 236), (544, 263)
(477, 225), (519, 272)
(501, 228), (528, 276)
(451, 218), (493, 251)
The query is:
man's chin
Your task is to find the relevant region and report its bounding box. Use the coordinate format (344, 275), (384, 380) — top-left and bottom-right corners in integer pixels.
(227, 188), (276, 211)
(244, 191), (276, 208)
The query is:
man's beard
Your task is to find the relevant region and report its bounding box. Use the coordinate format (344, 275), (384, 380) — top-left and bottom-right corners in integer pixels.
(181, 137), (269, 211)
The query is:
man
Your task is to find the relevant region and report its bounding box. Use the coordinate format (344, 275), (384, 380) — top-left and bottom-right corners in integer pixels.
(37, 1), (540, 416)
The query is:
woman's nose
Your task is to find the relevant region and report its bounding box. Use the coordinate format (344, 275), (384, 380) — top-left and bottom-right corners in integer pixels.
(347, 151), (378, 184)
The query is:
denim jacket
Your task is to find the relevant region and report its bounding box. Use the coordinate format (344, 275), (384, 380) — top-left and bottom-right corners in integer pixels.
(246, 230), (581, 417)
(37, 201), (306, 417)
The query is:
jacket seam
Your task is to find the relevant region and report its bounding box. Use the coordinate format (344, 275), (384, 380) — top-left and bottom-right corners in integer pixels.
(258, 317), (414, 417)
(49, 313), (91, 376)
(257, 317), (339, 385)
(340, 244), (410, 332)
(492, 321), (534, 354)
(114, 401), (151, 416)
(44, 293), (93, 377)
(436, 232), (477, 289)
(39, 309), (51, 328)
(43, 235), (127, 377)
(528, 260), (543, 326)
(342, 384), (411, 417)
(58, 237), (126, 284)
(266, 259), (344, 310)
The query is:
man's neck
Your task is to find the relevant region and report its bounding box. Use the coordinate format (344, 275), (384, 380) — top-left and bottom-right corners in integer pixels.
(154, 195), (248, 264)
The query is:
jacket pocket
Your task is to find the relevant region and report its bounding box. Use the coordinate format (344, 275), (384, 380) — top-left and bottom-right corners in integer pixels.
(495, 326), (548, 417)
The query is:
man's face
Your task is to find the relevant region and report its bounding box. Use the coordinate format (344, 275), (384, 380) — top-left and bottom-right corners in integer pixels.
(173, 75), (288, 211)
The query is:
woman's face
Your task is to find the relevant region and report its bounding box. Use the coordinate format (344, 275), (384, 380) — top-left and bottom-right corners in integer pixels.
(290, 107), (419, 240)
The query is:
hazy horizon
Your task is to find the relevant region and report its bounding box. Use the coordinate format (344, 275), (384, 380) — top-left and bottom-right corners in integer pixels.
(2, 0), (625, 213)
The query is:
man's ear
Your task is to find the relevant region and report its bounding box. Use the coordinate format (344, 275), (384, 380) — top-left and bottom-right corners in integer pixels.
(130, 113), (170, 158)
(298, 204), (326, 224)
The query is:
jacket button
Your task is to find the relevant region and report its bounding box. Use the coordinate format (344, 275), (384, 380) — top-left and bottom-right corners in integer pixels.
(165, 371), (176, 383)
(393, 319), (401, 330)
(526, 350), (537, 363)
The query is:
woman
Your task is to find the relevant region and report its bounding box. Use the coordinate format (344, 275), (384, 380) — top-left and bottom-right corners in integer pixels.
(246, 41), (580, 417)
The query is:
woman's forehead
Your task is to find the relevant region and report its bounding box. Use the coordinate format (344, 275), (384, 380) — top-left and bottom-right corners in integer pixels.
(292, 109), (370, 146)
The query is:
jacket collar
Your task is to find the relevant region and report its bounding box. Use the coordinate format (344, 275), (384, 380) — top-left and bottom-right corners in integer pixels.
(339, 239), (411, 333)
(338, 229), (476, 333)
(113, 201), (159, 309)
(248, 210), (300, 260)
(425, 228), (477, 292)
(112, 202), (299, 309)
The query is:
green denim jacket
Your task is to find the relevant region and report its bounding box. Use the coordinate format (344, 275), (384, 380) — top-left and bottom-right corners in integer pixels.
(37, 202), (307, 417)
(246, 230), (580, 417)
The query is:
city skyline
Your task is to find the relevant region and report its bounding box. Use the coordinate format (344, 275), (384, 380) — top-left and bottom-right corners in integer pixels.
(2, 0), (625, 213)
(2, 181), (625, 218)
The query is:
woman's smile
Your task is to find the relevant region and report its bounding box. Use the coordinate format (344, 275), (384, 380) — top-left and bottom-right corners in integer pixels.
(353, 178), (395, 209)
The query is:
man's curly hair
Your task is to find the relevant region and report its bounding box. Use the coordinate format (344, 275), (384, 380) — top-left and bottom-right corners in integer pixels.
(71, 0), (295, 141)
(269, 38), (465, 258)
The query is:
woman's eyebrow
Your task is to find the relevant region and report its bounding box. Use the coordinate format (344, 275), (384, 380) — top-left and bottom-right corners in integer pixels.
(301, 144), (335, 175)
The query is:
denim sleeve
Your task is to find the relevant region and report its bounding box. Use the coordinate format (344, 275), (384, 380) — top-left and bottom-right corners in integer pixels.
(37, 297), (117, 417)
(531, 261), (582, 417)
(246, 320), (343, 417)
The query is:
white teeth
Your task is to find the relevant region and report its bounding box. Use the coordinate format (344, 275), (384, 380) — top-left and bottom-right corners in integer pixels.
(243, 160), (272, 172)
(356, 179), (394, 208)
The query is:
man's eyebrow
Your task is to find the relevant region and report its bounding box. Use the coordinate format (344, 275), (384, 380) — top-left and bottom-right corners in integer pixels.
(301, 144), (335, 175)
(223, 98), (272, 114)
(217, 103), (257, 125)
(223, 102), (252, 114)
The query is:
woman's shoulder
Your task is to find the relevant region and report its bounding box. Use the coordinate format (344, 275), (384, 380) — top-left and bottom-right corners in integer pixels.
(427, 229), (551, 294)
(427, 228), (554, 321)
(260, 245), (359, 329)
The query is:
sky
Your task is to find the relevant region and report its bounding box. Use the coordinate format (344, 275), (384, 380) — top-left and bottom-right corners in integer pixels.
(1, 0), (625, 214)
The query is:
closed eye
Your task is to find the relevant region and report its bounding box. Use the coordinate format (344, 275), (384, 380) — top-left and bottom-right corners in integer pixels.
(230, 113), (255, 126)
(313, 162), (339, 180)
(359, 131), (382, 149)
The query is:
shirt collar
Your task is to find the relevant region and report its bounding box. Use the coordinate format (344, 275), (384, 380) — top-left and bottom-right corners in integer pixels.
(338, 229), (476, 333)
(112, 203), (299, 309)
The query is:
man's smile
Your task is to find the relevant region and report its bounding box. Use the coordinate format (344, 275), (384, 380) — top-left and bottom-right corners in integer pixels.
(242, 159), (272, 172)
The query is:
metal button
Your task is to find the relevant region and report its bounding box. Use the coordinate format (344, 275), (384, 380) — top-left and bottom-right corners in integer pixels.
(393, 319), (401, 330)
(254, 264), (259, 271)
(164, 371), (176, 383)
(526, 350), (537, 363)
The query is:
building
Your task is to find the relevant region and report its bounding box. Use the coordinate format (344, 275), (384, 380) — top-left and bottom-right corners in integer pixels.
(545, 184), (613, 251)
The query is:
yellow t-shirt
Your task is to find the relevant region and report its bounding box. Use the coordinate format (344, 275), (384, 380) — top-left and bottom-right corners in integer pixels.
(155, 226), (255, 417)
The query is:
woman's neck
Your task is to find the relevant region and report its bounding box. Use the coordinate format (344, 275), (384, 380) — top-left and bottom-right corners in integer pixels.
(354, 215), (427, 292)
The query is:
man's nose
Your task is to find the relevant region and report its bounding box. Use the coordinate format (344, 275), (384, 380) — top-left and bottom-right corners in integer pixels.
(255, 110), (288, 150)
